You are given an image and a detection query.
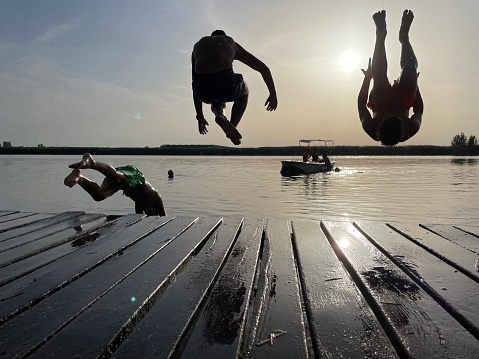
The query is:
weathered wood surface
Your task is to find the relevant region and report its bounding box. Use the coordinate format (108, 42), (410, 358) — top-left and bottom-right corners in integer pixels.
(454, 225), (479, 238)
(292, 220), (399, 358)
(0, 212), (478, 358)
(0, 213), (54, 232)
(178, 219), (265, 359)
(0, 211), (18, 218)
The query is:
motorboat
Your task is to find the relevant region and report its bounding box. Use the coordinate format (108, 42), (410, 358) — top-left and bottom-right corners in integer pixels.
(281, 139), (335, 175)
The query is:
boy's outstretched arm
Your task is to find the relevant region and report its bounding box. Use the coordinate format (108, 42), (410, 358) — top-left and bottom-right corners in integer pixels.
(191, 54), (208, 135)
(234, 43), (278, 111)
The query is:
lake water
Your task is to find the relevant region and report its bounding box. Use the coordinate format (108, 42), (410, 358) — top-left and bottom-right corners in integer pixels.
(0, 155), (477, 225)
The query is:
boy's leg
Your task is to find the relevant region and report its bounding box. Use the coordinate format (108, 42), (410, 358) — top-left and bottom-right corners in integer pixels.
(64, 168), (82, 188)
(397, 10), (418, 92)
(211, 101), (227, 120)
(64, 169), (117, 201)
(230, 81), (249, 128)
(68, 153), (95, 169)
(230, 93), (248, 128)
(69, 153), (125, 183)
(369, 10), (391, 104)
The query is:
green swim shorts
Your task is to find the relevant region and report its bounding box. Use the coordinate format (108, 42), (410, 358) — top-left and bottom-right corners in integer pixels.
(116, 165), (145, 193)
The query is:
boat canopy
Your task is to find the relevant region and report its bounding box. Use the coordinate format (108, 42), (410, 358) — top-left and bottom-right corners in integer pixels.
(299, 139), (334, 144)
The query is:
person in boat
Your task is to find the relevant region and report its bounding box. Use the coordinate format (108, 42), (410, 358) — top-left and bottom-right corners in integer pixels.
(192, 30), (278, 145)
(358, 10), (423, 146)
(302, 148), (311, 162)
(322, 153), (333, 171)
(64, 153), (166, 216)
(311, 148), (320, 162)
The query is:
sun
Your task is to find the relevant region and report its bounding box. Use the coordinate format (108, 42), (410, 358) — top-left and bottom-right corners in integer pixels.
(339, 50), (360, 71)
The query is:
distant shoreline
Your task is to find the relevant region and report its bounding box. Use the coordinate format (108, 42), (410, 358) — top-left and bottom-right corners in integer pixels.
(1, 145), (478, 156)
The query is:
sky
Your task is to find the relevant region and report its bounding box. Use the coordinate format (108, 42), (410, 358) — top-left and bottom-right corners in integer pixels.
(1, 0), (478, 147)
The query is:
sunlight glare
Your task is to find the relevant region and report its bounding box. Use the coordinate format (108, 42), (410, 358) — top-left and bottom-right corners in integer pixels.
(337, 235), (350, 249)
(339, 50), (360, 71)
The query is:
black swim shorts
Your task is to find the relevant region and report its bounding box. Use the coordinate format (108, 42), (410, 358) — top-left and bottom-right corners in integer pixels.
(192, 69), (246, 103)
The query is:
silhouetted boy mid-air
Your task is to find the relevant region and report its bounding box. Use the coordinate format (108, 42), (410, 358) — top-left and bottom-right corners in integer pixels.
(192, 30), (278, 145)
(358, 10), (423, 146)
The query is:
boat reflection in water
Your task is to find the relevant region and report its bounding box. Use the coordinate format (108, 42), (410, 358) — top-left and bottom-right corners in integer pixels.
(450, 158), (477, 166)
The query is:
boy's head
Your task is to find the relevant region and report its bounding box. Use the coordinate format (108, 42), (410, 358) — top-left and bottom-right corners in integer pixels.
(211, 30), (226, 36)
(378, 116), (403, 146)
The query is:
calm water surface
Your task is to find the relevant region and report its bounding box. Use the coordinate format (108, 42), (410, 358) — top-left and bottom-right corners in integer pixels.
(0, 155), (477, 225)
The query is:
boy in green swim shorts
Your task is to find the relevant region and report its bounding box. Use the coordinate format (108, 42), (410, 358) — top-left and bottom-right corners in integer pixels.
(64, 153), (166, 216)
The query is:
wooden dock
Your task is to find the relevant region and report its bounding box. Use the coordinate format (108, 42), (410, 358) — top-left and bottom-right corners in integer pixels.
(0, 210), (479, 358)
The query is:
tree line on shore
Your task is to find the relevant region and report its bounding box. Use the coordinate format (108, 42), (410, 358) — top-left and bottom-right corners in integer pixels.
(0, 144), (478, 156)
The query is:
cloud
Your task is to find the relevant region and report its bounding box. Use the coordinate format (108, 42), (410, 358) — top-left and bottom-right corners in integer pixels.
(37, 19), (80, 44)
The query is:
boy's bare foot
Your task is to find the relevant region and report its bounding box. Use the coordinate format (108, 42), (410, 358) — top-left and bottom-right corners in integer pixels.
(373, 10), (387, 37)
(399, 9), (414, 43)
(64, 169), (81, 187)
(215, 116), (242, 145)
(69, 153), (95, 169)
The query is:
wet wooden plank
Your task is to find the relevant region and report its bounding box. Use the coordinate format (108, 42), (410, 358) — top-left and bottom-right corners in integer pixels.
(0, 211), (37, 223)
(1, 211), (478, 359)
(292, 220), (398, 358)
(0, 214), (143, 287)
(246, 219), (308, 359)
(27, 217), (222, 359)
(0, 213), (105, 257)
(0, 211), (18, 218)
(0, 216), (199, 359)
(421, 224), (479, 253)
(455, 225), (479, 238)
(0, 213), (54, 232)
(323, 221), (479, 358)
(356, 221), (479, 340)
(0, 215), (170, 321)
(389, 223), (479, 282)
(155, 219), (265, 359)
(0, 211), (86, 244)
(112, 218), (244, 358)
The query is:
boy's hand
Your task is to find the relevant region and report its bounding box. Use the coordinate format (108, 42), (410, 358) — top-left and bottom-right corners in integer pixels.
(197, 115), (209, 135)
(264, 93), (278, 111)
(361, 58), (372, 80)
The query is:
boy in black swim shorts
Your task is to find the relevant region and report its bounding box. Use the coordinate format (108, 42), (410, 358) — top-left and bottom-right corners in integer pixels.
(191, 30), (278, 145)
